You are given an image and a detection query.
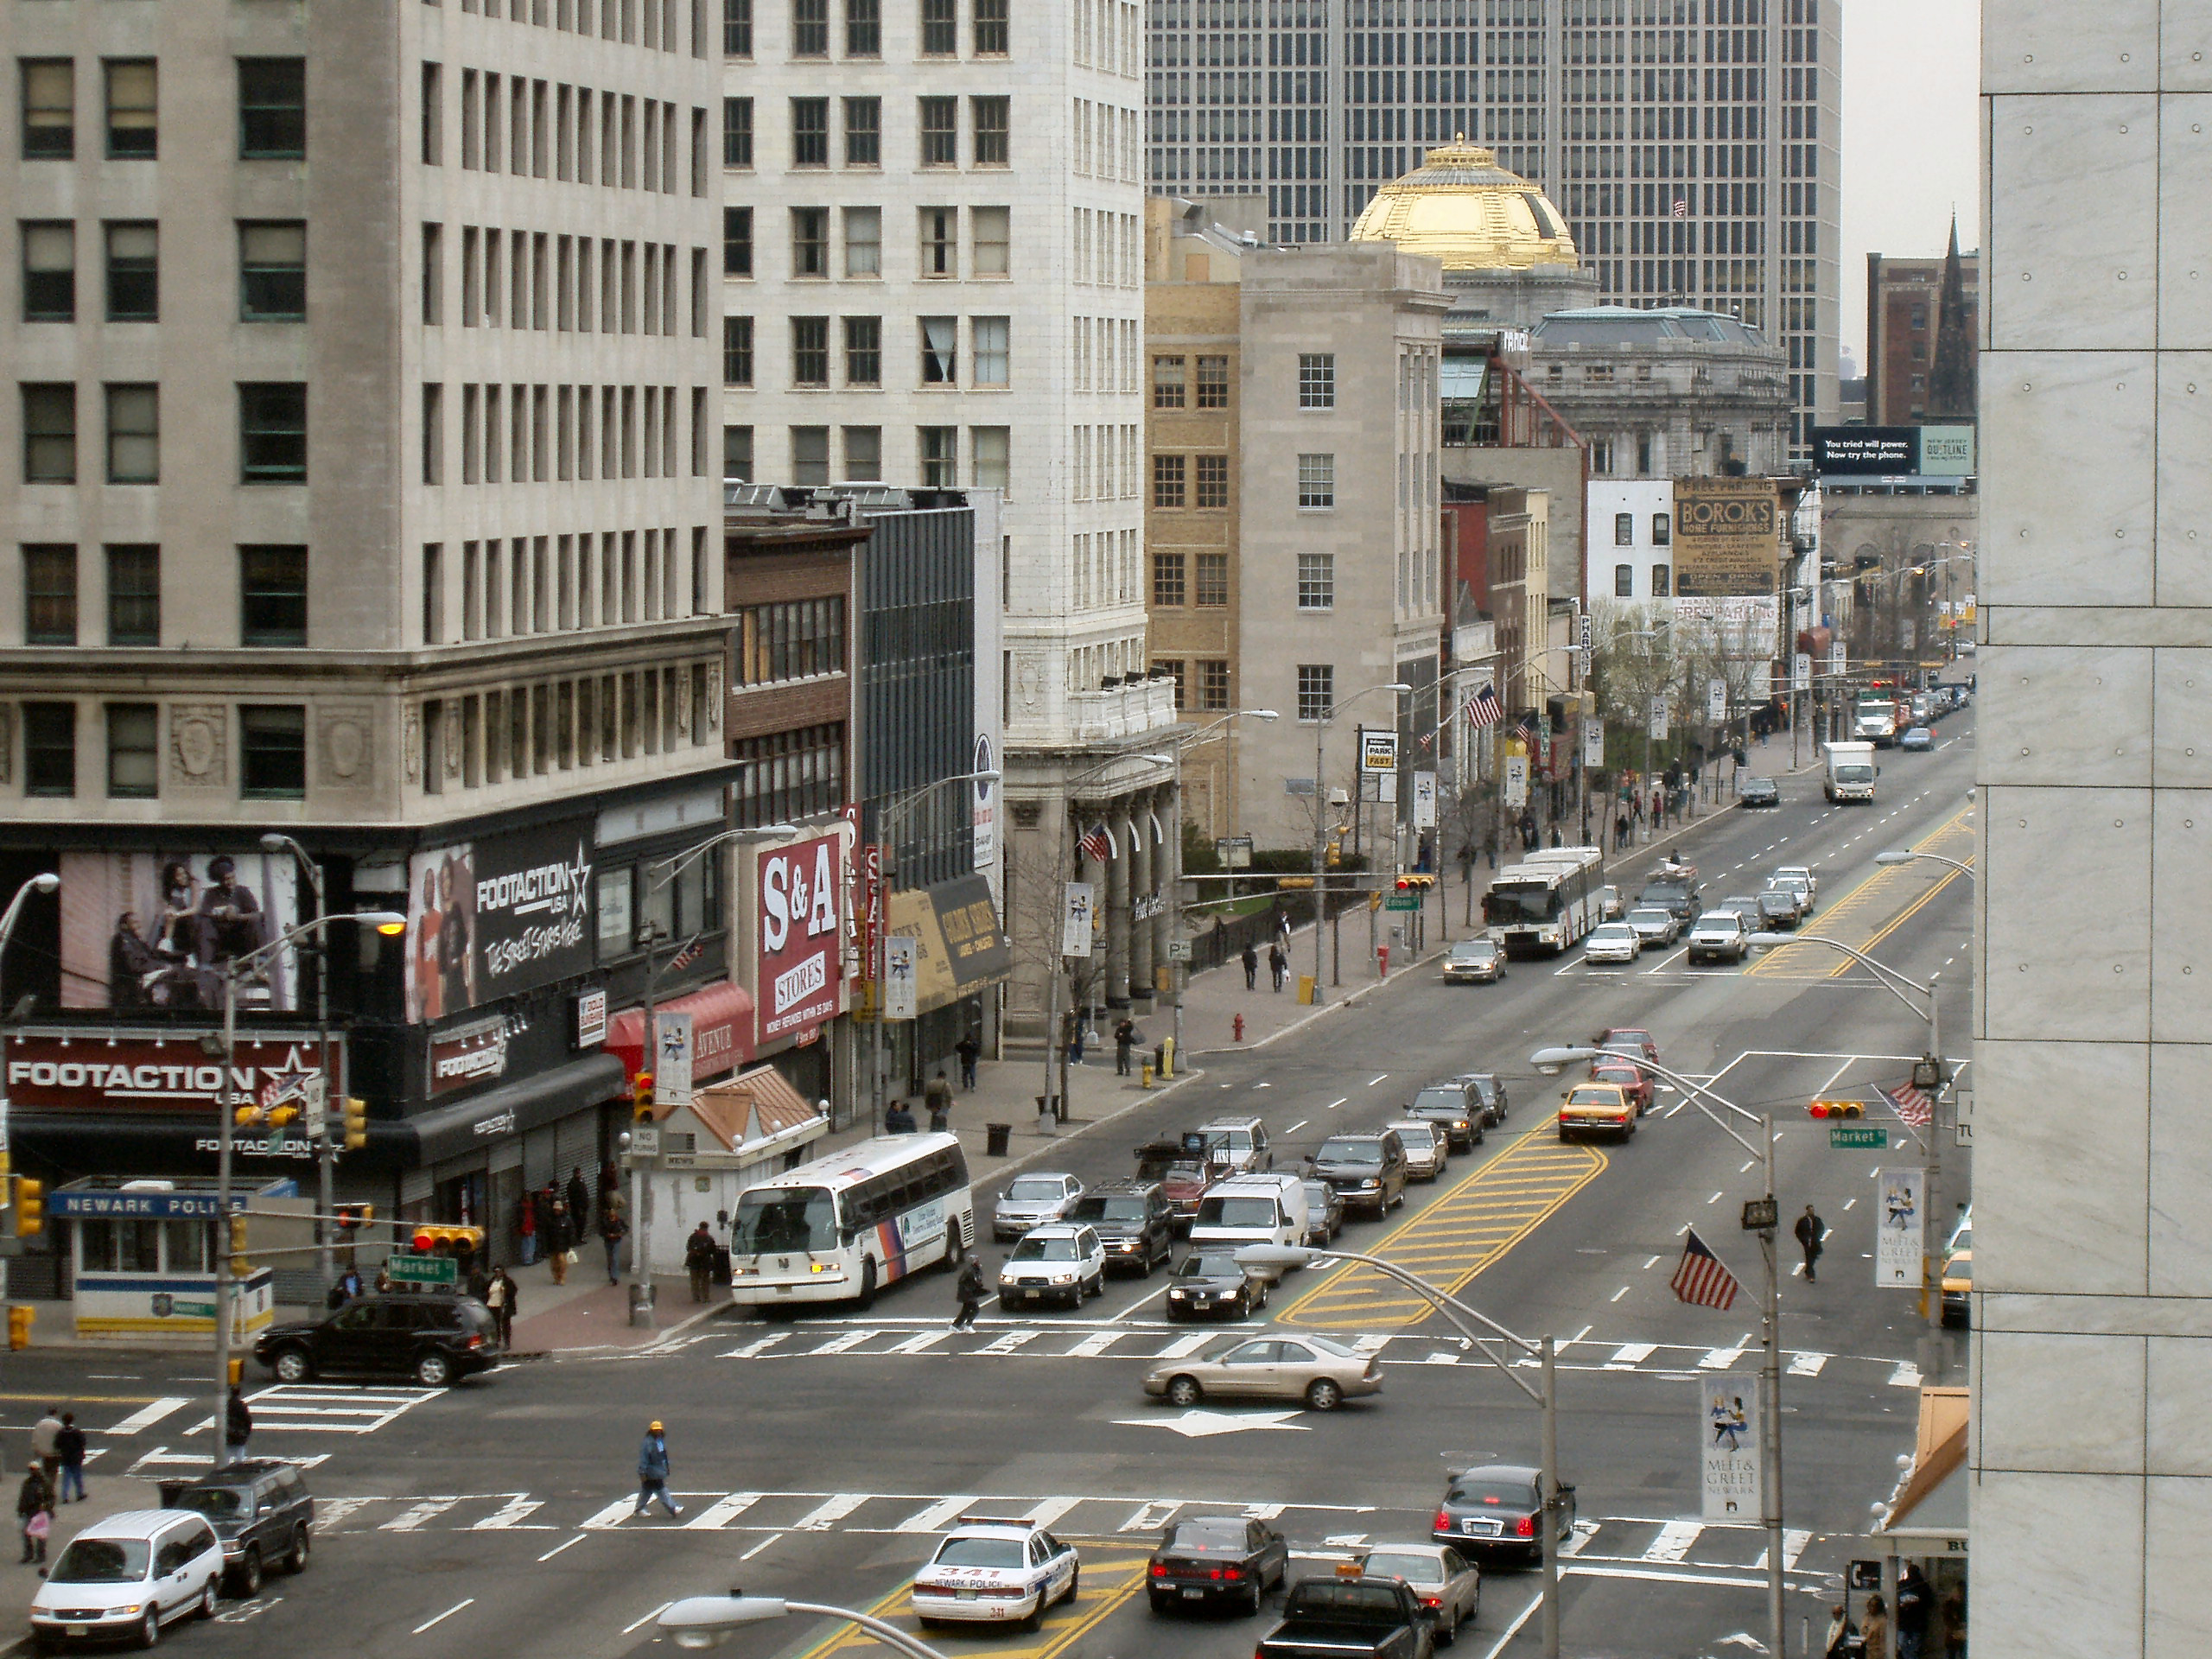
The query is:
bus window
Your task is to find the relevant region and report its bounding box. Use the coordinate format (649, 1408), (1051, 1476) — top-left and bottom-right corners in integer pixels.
(733, 1186), (836, 1254)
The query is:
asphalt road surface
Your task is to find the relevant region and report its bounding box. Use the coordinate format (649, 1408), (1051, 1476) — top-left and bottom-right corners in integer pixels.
(22, 717), (1978, 1659)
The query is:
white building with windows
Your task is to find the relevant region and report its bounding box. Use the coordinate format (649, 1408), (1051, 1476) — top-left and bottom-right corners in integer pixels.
(719, 0), (1177, 1042)
(1589, 479), (1675, 606)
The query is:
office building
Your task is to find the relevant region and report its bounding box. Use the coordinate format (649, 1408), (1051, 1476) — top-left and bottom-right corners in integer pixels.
(1866, 226), (1980, 424)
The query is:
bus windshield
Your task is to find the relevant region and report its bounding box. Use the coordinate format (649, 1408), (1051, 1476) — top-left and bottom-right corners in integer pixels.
(732, 1186), (837, 1255)
(1484, 882), (1560, 925)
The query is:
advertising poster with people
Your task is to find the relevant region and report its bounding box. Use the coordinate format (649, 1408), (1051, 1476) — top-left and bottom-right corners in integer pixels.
(1699, 1378), (1762, 1521)
(406, 823), (595, 1025)
(57, 849), (300, 1012)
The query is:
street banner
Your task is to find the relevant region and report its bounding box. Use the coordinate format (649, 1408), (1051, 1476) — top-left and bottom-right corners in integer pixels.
(1412, 771), (1438, 829)
(1648, 696), (1669, 741)
(1360, 728), (1399, 774)
(1876, 1167), (1925, 1288)
(1707, 678), (1726, 723)
(1578, 612), (1593, 654)
(653, 1011), (695, 1110)
(1060, 882), (1096, 958)
(1503, 755), (1529, 808)
(1582, 718), (1605, 767)
(882, 935), (918, 1020)
(1793, 652), (1812, 690)
(1700, 1379), (1762, 1520)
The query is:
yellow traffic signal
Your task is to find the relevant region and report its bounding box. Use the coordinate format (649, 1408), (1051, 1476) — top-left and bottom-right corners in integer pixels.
(342, 1096), (369, 1151)
(335, 1202), (374, 1236)
(410, 1224), (486, 1258)
(632, 1072), (656, 1122)
(10, 1178), (41, 1239)
(265, 1104), (299, 1128)
(6, 1306), (32, 1351)
(227, 1212), (250, 1277)
(234, 1103), (266, 1127)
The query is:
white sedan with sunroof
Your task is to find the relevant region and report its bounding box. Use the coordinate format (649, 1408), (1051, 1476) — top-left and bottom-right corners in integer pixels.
(1582, 923), (1642, 965)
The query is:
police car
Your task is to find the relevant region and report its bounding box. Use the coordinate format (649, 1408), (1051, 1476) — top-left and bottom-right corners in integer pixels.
(910, 1519), (1081, 1630)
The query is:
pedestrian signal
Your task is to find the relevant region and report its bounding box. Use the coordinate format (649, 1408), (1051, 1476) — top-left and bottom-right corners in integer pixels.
(335, 1202), (373, 1236)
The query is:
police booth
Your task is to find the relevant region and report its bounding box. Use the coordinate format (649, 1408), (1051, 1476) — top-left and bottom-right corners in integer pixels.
(54, 1177), (289, 1344)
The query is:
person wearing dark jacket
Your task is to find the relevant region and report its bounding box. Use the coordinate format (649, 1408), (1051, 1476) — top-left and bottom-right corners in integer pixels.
(1113, 1018), (1138, 1076)
(952, 1255), (987, 1331)
(683, 1223), (717, 1302)
(954, 1034), (981, 1090)
(633, 1421), (682, 1518)
(600, 1201), (630, 1286)
(1794, 1204), (1825, 1283)
(54, 1414), (86, 1503)
(1895, 1563), (1932, 1659)
(225, 1389), (252, 1465)
(16, 1464), (52, 1562)
(543, 1199), (575, 1286)
(1241, 941), (1259, 990)
(925, 1069), (954, 1129)
(566, 1167), (592, 1237)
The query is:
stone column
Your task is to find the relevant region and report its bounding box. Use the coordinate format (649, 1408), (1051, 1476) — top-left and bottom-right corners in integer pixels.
(1128, 795), (1156, 1015)
(1103, 805), (1132, 1010)
(1152, 782), (1182, 992)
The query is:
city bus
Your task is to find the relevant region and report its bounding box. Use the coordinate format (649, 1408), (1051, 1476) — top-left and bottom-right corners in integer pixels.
(1484, 846), (1606, 955)
(728, 1133), (976, 1313)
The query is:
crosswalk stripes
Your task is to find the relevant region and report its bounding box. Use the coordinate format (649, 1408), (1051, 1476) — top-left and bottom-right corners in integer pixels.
(182, 1383), (438, 1440)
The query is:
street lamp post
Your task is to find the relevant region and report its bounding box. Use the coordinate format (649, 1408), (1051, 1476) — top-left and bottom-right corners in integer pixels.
(257, 835), (337, 1289)
(1235, 1243), (1565, 1659)
(0, 874), (59, 1301)
(1311, 684), (1412, 994)
(1155, 711), (1274, 1064)
(659, 1594), (951, 1657)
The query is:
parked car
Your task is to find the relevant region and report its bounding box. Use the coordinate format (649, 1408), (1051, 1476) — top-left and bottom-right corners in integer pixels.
(1624, 907), (1680, 949)
(1431, 1464), (1576, 1567)
(157, 1459), (313, 1597)
(1164, 1249), (1270, 1321)
(1256, 1572), (1437, 1659)
(1147, 1515), (1292, 1617)
(1061, 1179), (1176, 1276)
(1387, 1121), (1450, 1182)
(1737, 775), (1781, 807)
(1404, 1079), (1484, 1152)
(994, 1173), (1084, 1241)
(29, 1510), (225, 1651)
(1454, 1072), (1510, 1127)
(254, 1294), (502, 1388)
(1308, 1131), (1409, 1217)
(1145, 1332), (1382, 1411)
(1582, 922), (1641, 965)
(1359, 1544), (1482, 1648)
(1440, 938), (1508, 984)
(1301, 1179), (1345, 1247)
(997, 1224), (1106, 1309)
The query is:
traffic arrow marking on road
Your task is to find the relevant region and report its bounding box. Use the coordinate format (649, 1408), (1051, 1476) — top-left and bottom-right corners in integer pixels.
(1113, 1408), (1311, 1438)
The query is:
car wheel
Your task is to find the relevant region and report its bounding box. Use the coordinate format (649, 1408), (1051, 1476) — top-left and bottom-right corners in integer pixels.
(284, 1525), (310, 1574)
(1255, 1280), (1270, 1310)
(855, 1256), (878, 1311)
(414, 1350), (454, 1389)
(1019, 1590), (1045, 1633)
(236, 1547), (264, 1598)
(1437, 1608), (1460, 1647)
(942, 1228), (968, 1273)
(1064, 1567), (1080, 1605)
(1305, 1377), (1344, 1410)
(1243, 1577), (1264, 1616)
(1089, 1272), (1105, 1300)
(1135, 1250), (1153, 1279)
(198, 1581), (218, 1620)
(271, 1345), (314, 1384)
(137, 1605), (162, 1649)
(1166, 1374), (1204, 1407)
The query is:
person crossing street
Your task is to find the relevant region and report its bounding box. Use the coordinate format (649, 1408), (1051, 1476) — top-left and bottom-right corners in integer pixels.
(951, 1255), (987, 1330)
(1794, 1204), (1825, 1282)
(633, 1421), (683, 1518)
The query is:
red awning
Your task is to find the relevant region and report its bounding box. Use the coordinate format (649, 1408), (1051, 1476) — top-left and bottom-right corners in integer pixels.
(605, 980), (755, 1084)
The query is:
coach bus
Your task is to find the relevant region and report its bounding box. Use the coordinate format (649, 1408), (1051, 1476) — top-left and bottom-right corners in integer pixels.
(728, 1133), (976, 1313)
(1484, 845), (1606, 955)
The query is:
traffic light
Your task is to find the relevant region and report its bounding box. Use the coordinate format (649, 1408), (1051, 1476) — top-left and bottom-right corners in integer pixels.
(227, 1212), (251, 1278)
(341, 1096), (369, 1151)
(1395, 874), (1436, 892)
(5, 1306), (32, 1351)
(334, 1202), (373, 1237)
(632, 1071), (656, 1122)
(264, 1104), (299, 1128)
(233, 1103), (266, 1128)
(1808, 1099), (1865, 1119)
(410, 1224), (485, 1258)
(9, 1178), (41, 1239)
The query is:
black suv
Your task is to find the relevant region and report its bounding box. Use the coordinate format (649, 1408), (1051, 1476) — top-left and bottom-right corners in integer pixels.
(1456, 1071), (1511, 1128)
(158, 1459), (313, 1597)
(255, 1293), (503, 1388)
(1062, 1179), (1176, 1276)
(1404, 1080), (1485, 1152)
(1637, 877), (1701, 924)
(1307, 1130), (1408, 1218)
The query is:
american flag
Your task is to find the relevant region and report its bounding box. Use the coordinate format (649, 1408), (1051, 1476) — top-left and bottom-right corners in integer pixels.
(1078, 822), (1116, 862)
(1465, 683), (1505, 729)
(665, 933), (705, 972)
(1670, 1229), (1743, 1311)
(1879, 1080), (1936, 1128)
(1671, 197), (1689, 219)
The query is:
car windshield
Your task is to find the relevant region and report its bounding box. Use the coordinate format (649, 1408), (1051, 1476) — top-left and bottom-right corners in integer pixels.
(1010, 1235), (1079, 1261)
(1306, 1334), (1360, 1358)
(1759, 896), (1793, 912)
(1465, 1077), (1498, 1103)
(1452, 941), (1495, 959)
(1196, 1196), (1281, 1228)
(934, 1537), (1027, 1569)
(1066, 1196), (1147, 1223)
(1363, 1550), (1442, 1583)
(1303, 1182), (1332, 1205)
(1449, 1479), (1538, 1508)
(48, 1538), (151, 1584)
(1007, 1179), (1065, 1202)
(1566, 1088), (1622, 1107)
(1409, 1088), (1465, 1114)
(1319, 1139), (1382, 1166)
(1291, 1583), (1406, 1617)
(1592, 925), (1635, 940)
(1179, 1254), (1241, 1277)
(1835, 765), (1875, 782)
(1393, 1124), (1436, 1147)
(732, 1186), (836, 1255)
(169, 1487), (247, 1522)
(1166, 1518), (1249, 1552)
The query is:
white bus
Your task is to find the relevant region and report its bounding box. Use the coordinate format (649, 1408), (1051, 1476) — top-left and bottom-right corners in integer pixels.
(728, 1133), (976, 1313)
(1484, 846), (1606, 955)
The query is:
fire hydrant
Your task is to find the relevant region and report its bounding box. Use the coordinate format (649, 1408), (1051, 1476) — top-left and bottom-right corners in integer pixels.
(1233, 1013), (1246, 1043)
(1378, 944), (1390, 976)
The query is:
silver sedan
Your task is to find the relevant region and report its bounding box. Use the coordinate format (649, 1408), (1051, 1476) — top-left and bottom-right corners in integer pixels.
(1144, 1334), (1382, 1411)
(1360, 1543), (1482, 1648)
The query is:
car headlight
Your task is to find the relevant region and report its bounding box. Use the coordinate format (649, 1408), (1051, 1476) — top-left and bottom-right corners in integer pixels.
(1356, 1178), (1381, 1189)
(1167, 1287), (1188, 1297)
(1051, 1273), (1075, 1285)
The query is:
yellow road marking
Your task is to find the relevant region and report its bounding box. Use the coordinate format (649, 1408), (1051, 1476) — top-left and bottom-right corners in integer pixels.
(1274, 1128), (1605, 1330)
(800, 1544), (1154, 1659)
(1746, 804), (1974, 981)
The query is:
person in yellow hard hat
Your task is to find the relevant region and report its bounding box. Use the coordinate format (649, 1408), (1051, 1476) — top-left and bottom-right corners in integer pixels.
(634, 1421), (680, 1518)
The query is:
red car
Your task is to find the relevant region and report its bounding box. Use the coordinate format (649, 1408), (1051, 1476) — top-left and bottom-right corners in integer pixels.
(1594, 1027), (1659, 1068)
(1588, 1058), (1654, 1115)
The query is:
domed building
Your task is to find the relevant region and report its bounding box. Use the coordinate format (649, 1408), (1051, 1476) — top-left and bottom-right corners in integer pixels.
(1348, 140), (1599, 328)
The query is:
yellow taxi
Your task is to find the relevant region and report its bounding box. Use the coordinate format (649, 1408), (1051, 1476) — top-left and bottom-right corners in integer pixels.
(1557, 1083), (1637, 1144)
(1941, 1249), (1971, 1328)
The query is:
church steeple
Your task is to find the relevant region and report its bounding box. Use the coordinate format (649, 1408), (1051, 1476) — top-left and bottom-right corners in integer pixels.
(1928, 214), (1977, 421)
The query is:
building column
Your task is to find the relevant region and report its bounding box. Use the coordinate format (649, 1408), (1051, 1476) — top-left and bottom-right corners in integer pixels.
(1103, 807), (1133, 1010)
(1151, 781), (1180, 983)
(1128, 796), (1156, 1016)
(1077, 836), (1108, 1033)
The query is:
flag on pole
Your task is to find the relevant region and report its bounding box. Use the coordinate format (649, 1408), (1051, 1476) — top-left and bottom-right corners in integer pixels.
(1670, 1229), (1743, 1311)
(1465, 683), (1504, 729)
(664, 933), (705, 973)
(1878, 1080), (1935, 1128)
(1078, 822), (1116, 862)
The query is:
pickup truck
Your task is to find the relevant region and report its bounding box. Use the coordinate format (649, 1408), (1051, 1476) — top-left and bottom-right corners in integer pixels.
(1255, 1574), (1436, 1659)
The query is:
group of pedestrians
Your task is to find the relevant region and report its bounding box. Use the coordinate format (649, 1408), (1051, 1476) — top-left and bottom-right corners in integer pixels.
(512, 1166), (628, 1286)
(1824, 1563), (1957, 1658)
(1241, 938), (1290, 993)
(17, 1407), (88, 1562)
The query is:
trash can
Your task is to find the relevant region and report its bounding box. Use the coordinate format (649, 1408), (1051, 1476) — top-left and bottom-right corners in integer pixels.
(986, 1122), (1013, 1157)
(712, 1243), (733, 1287)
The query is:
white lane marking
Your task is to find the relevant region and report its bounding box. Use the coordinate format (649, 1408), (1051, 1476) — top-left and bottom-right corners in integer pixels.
(411, 1599), (474, 1635)
(1025, 1497), (1082, 1529)
(1784, 1528), (1814, 1568)
(1154, 1333), (1213, 1358)
(1610, 1287), (1630, 1303)
(886, 1332), (950, 1355)
(1064, 1331), (1121, 1357)
(1121, 1500), (1181, 1532)
(810, 1330), (880, 1355)
(740, 1533), (784, 1560)
(537, 1534), (586, 1562)
(1739, 1160), (1755, 1173)
(1567, 1324), (1593, 1346)
(1815, 1056), (1860, 1096)
(1254, 1081), (1273, 1090)
(471, 1496), (546, 1530)
(1842, 1198), (1857, 1211)
(685, 1492), (765, 1530)
(1889, 1362), (1923, 1389)
(1110, 1286), (1172, 1323)
(1789, 1352), (1829, 1377)
(1367, 1074), (1390, 1086)
(1643, 1520), (1703, 1562)
(1474, 1589), (1544, 1659)
(1325, 1097), (1349, 1110)
(791, 1494), (871, 1531)
(1643, 1256), (1661, 1270)
(976, 1331), (1038, 1355)
(1286, 1120), (1309, 1135)
(580, 1497), (642, 1530)
(383, 1499), (461, 1532)
(1707, 1191), (1725, 1205)
(620, 1603), (671, 1636)
(1607, 1343), (1656, 1368)
(105, 1397), (192, 1437)
(894, 1495), (978, 1534)
(1699, 1346), (1745, 1370)
(725, 1334), (789, 1359)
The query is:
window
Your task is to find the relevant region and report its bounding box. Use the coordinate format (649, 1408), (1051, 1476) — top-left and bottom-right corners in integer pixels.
(105, 703), (157, 798)
(105, 385), (157, 484)
(238, 221), (306, 321)
(1151, 453), (1185, 508)
(103, 60), (156, 157)
(918, 97), (957, 166)
(843, 315), (880, 385)
(791, 316), (829, 386)
(240, 545), (308, 645)
(21, 60), (73, 160)
(975, 0), (1008, 52)
(1151, 550), (1185, 607)
(921, 0), (957, 53)
(723, 316), (754, 385)
(918, 208), (955, 276)
(789, 425), (829, 486)
(1195, 454), (1229, 508)
(1197, 354), (1230, 408)
(22, 545), (76, 645)
(1153, 658), (1186, 708)
(238, 58), (306, 159)
(22, 703), (74, 797)
(1199, 659), (1230, 710)
(1651, 564), (1671, 598)
(1614, 563), (1633, 597)
(971, 207), (1008, 276)
(972, 316), (1008, 386)
(919, 426), (956, 486)
(1296, 452), (1334, 509)
(22, 385), (74, 483)
(971, 426), (1007, 490)
(238, 385), (307, 483)
(972, 97), (1008, 164)
(1194, 552), (1228, 607)
(1297, 551), (1333, 610)
(105, 544), (158, 645)
(791, 207), (828, 276)
(722, 97), (753, 166)
(103, 222), (156, 321)
(1611, 512), (1635, 547)
(919, 316), (957, 384)
(843, 207), (880, 276)
(731, 722), (847, 824)
(1298, 353), (1335, 410)
(21, 223), (73, 321)
(723, 207), (753, 276)
(846, 0), (881, 54)
(1152, 355), (1186, 409)
(842, 425), (881, 480)
(842, 97), (879, 165)
(1652, 512), (1671, 546)
(239, 705), (307, 799)
(725, 0), (754, 54)
(723, 423), (753, 480)
(790, 97), (828, 165)
(732, 597), (848, 683)
(1297, 664), (1333, 722)
(791, 0), (829, 54)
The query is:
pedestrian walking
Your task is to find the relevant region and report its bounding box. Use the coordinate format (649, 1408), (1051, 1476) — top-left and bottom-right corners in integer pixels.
(545, 1198), (575, 1286)
(1896, 1563), (1932, 1659)
(601, 1199), (629, 1286)
(466, 1262), (492, 1302)
(955, 1033), (982, 1090)
(53, 1414), (85, 1504)
(329, 1265), (365, 1309)
(633, 1421), (683, 1518)
(566, 1166), (593, 1238)
(684, 1223), (717, 1302)
(1267, 941), (1287, 993)
(925, 1068), (954, 1127)
(225, 1387), (253, 1465)
(885, 1100), (918, 1134)
(29, 1408), (60, 1491)
(486, 1268), (515, 1347)
(1794, 1204), (1826, 1282)
(1242, 941), (1259, 990)
(515, 1191), (539, 1266)
(1069, 1014), (1087, 1065)
(1616, 811), (1631, 848)
(952, 1255), (987, 1330)
(1857, 1594), (1889, 1659)
(16, 1464), (51, 1564)
(1113, 1018), (1137, 1076)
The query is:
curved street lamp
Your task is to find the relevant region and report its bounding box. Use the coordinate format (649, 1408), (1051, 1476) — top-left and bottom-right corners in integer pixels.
(659, 1594), (950, 1658)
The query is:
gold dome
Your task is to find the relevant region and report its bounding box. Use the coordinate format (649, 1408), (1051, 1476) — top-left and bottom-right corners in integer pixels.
(1349, 139), (1580, 272)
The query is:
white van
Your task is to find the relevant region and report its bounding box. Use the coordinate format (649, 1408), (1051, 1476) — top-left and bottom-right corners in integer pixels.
(1188, 1173), (1309, 1275)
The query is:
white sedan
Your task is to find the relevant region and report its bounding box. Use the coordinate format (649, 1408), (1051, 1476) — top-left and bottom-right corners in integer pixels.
(912, 1521), (1080, 1630)
(1583, 923), (1641, 965)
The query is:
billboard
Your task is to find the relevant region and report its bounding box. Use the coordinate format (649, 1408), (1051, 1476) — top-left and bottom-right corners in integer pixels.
(1672, 477), (1779, 598)
(757, 834), (842, 1048)
(1877, 1167), (1926, 1288)
(6, 1031), (338, 1117)
(1813, 425), (1977, 479)
(887, 874), (1013, 1016)
(405, 823), (594, 1024)
(59, 849), (301, 1013)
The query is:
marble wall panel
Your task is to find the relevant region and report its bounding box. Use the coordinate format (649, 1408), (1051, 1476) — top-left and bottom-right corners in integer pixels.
(1975, 645), (2152, 788)
(1982, 790), (2152, 1042)
(1980, 356), (2157, 608)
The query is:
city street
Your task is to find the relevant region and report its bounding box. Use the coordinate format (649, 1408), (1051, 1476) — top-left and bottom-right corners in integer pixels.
(14, 720), (1976, 1659)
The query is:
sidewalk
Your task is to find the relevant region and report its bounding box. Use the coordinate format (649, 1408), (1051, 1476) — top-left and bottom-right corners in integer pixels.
(0, 1457), (161, 1652)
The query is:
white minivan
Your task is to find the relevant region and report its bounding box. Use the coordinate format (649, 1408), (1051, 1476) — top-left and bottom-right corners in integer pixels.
(30, 1509), (225, 1650)
(1188, 1173), (1309, 1275)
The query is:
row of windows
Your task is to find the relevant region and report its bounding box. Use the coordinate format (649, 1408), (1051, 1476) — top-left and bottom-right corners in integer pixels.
(722, 205), (1010, 282)
(1151, 658), (1231, 712)
(1073, 316), (1140, 396)
(721, 0), (1007, 58)
(426, 528), (709, 647)
(18, 701), (306, 801)
(445, 224), (708, 338)
(422, 663), (721, 796)
(1071, 98), (1141, 183)
(1612, 512), (1674, 546)
(1070, 423), (1142, 504)
(19, 383), (302, 486)
(730, 721), (847, 825)
(18, 57), (295, 162)
(721, 94), (1007, 169)
(1151, 354), (1233, 410)
(1069, 528), (1137, 611)
(721, 423), (1007, 491)
(1148, 453), (1230, 511)
(724, 314), (1011, 390)
(1611, 563), (1674, 598)
(734, 596), (846, 686)
(443, 66), (708, 199)
(430, 382), (706, 486)
(19, 543), (291, 649)
(19, 219), (298, 326)
(460, 0), (702, 55)
(1148, 550), (1228, 608)
(1071, 207), (1143, 289)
